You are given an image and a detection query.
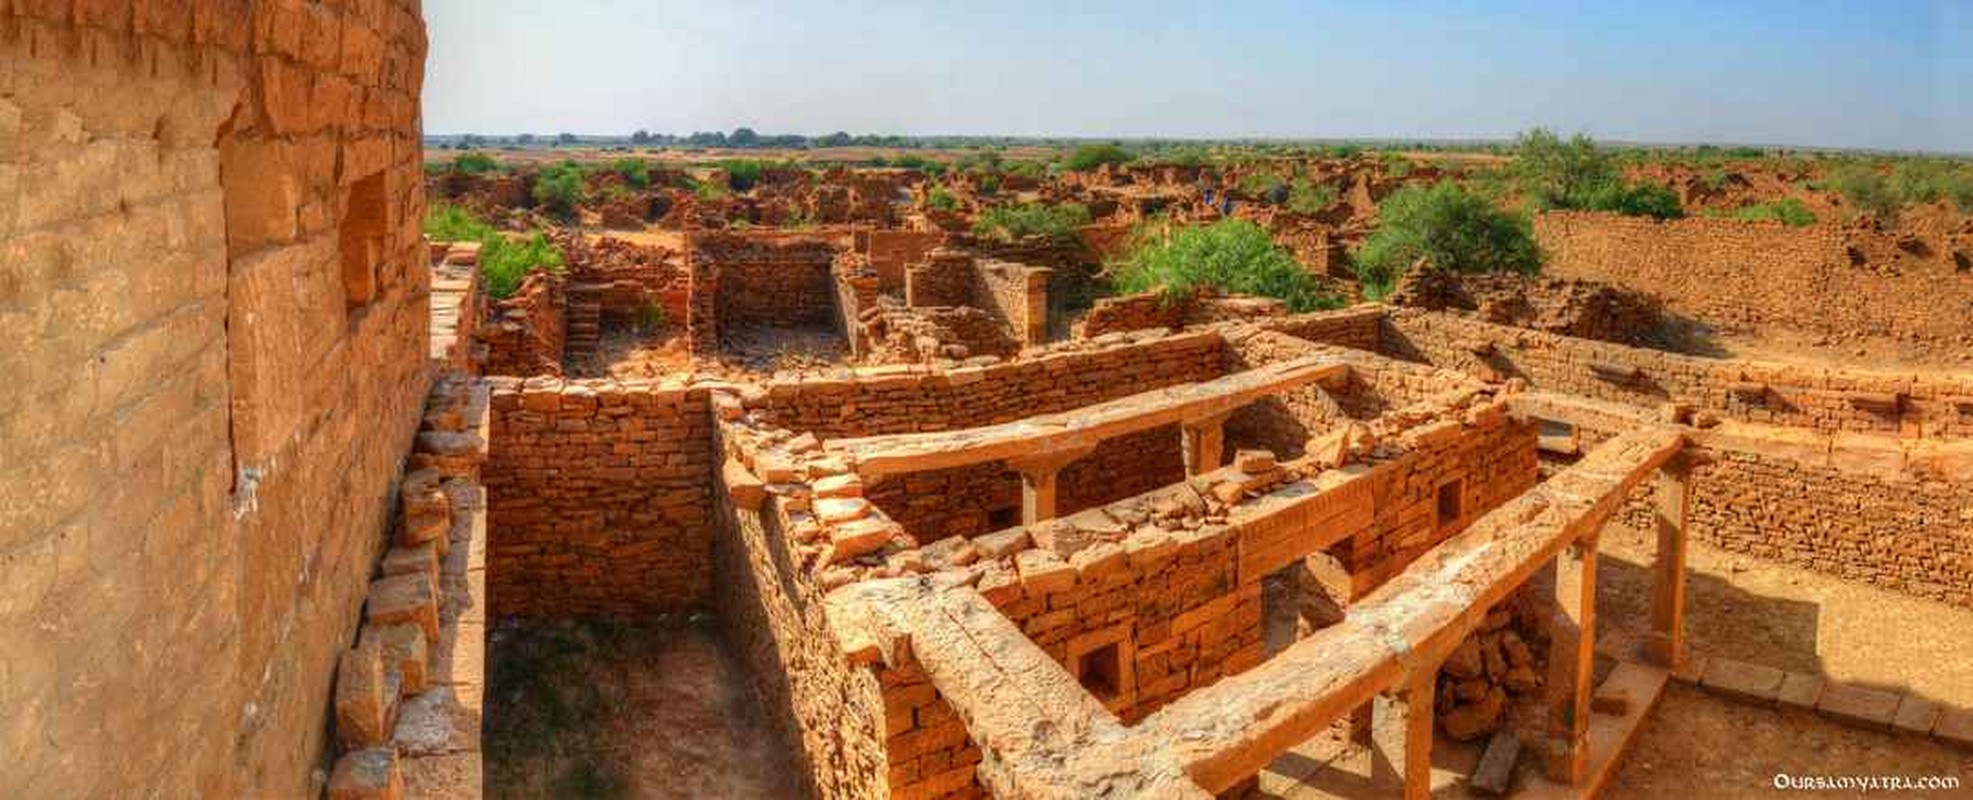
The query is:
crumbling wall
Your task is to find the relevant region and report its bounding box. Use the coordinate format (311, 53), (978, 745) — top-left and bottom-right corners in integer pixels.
(752, 330), (1226, 438)
(712, 446), (890, 799)
(866, 426), (1185, 542)
(864, 229), (945, 294)
(970, 259), (1051, 347)
(695, 232), (842, 332)
(478, 270), (566, 376)
(484, 379), (715, 616)
(1074, 290), (1295, 339)
(0, 2), (432, 797)
(1534, 211), (1973, 345)
(1385, 309), (1973, 437)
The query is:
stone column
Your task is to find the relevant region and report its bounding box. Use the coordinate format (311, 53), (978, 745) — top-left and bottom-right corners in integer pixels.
(1542, 533), (1600, 785)
(1648, 457), (1692, 669)
(1180, 412), (1230, 477)
(1007, 446), (1094, 525)
(1369, 670), (1436, 800)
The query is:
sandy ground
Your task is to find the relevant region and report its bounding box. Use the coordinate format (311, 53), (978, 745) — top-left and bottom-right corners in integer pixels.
(485, 617), (801, 800)
(1256, 526), (1973, 798)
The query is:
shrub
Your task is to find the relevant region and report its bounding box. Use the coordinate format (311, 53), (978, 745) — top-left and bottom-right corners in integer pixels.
(1514, 128), (1620, 211)
(1065, 143), (1133, 172)
(531, 161), (586, 217)
(717, 159), (766, 191)
(1583, 181), (1683, 220)
(423, 204), (564, 299)
(972, 202), (1091, 241)
(1889, 160), (1973, 210)
(612, 158), (651, 188)
(1383, 154), (1414, 178)
(1111, 219), (1339, 312)
(1285, 180), (1337, 215)
(926, 186), (958, 211)
(1823, 164), (1899, 223)
(1354, 182), (1541, 298)
(453, 152), (500, 174)
(1729, 198), (1817, 226)
(1237, 171), (1287, 198)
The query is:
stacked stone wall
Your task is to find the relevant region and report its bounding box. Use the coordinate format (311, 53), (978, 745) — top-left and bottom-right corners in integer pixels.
(865, 229), (945, 295)
(484, 379), (716, 616)
(752, 330), (1226, 438)
(0, 3), (432, 797)
(1534, 211), (1973, 345)
(1384, 309), (1973, 438)
(478, 270), (565, 376)
(694, 232), (842, 331)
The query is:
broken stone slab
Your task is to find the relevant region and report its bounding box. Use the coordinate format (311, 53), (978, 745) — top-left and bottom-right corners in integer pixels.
(1700, 657), (1784, 705)
(1816, 683), (1901, 731)
(368, 572), (440, 643)
(1590, 683), (1629, 716)
(328, 748), (404, 800)
(973, 527), (1032, 559)
(827, 517), (897, 563)
(1015, 549), (1076, 595)
(1468, 729), (1520, 797)
(815, 496), (872, 523)
(812, 473), (864, 498)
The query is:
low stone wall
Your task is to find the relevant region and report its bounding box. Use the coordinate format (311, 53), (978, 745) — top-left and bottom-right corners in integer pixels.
(1384, 309), (1973, 439)
(971, 259), (1051, 347)
(865, 229), (947, 294)
(751, 329), (1226, 438)
(483, 379), (716, 616)
(1251, 306), (1384, 352)
(479, 270), (566, 377)
(693, 232), (843, 332)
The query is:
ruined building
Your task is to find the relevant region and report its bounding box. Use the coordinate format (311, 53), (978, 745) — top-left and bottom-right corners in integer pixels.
(6, 4), (1972, 800)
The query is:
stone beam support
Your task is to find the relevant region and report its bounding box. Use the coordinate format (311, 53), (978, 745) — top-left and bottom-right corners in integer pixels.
(1008, 446), (1095, 524)
(1542, 533), (1600, 786)
(1647, 456), (1692, 670)
(1369, 670), (1437, 800)
(1180, 411), (1231, 477)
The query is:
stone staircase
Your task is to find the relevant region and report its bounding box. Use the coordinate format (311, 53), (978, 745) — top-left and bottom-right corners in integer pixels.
(563, 283), (604, 366)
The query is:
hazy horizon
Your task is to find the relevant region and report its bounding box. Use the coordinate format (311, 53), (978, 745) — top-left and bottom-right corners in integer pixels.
(424, 1), (1973, 154)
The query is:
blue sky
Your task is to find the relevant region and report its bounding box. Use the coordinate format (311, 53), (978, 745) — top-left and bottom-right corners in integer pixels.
(423, 1), (1972, 152)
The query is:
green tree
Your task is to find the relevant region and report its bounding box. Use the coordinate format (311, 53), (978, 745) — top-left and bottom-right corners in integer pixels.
(453, 152), (499, 174)
(1065, 143), (1133, 172)
(1824, 164), (1899, 223)
(1111, 219), (1338, 312)
(1515, 127), (1617, 210)
(1354, 182), (1541, 298)
(532, 161), (587, 217)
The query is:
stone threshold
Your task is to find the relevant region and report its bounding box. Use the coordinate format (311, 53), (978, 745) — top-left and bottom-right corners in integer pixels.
(1674, 654), (1973, 751)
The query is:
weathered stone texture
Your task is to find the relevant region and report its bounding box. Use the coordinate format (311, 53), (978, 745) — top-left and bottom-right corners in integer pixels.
(0, 2), (430, 797)
(484, 378), (716, 616)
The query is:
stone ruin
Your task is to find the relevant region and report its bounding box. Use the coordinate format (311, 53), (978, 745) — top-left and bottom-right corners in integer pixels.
(7, 4), (1973, 800)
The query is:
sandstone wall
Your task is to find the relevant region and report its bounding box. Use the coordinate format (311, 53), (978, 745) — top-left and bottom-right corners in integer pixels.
(866, 426), (1184, 542)
(1533, 211), (1973, 344)
(484, 379), (716, 616)
(694, 232), (842, 332)
(479, 269), (566, 376)
(712, 449), (890, 799)
(751, 330), (1226, 438)
(1384, 309), (1973, 439)
(0, 2), (432, 797)
(864, 229), (945, 295)
(969, 259), (1049, 347)
(1617, 445), (1973, 606)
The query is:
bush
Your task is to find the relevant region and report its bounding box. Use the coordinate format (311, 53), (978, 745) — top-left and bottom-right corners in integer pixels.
(1354, 182), (1541, 298)
(1065, 143), (1133, 172)
(1720, 198), (1815, 227)
(1889, 160), (1973, 211)
(1823, 164), (1899, 223)
(531, 161), (586, 217)
(972, 202), (1091, 241)
(423, 204), (564, 299)
(1515, 128), (1617, 210)
(926, 186), (958, 211)
(1285, 180), (1337, 215)
(716, 159), (766, 191)
(1383, 154), (1414, 178)
(1111, 219), (1339, 312)
(612, 158), (651, 188)
(453, 152), (500, 174)
(1237, 171), (1286, 198)
(1583, 181), (1683, 220)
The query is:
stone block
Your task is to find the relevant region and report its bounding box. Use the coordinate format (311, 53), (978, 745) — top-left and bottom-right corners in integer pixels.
(368, 623), (429, 697)
(1816, 683), (1900, 731)
(327, 748), (403, 800)
(1015, 549), (1076, 595)
(335, 639), (400, 750)
(828, 517), (896, 563)
(368, 572), (440, 643)
(1700, 657), (1784, 705)
(381, 543), (441, 587)
(1775, 671), (1823, 710)
(1933, 708), (1973, 750)
(1891, 695), (1941, 736)
(1468, 729), (1520, 797)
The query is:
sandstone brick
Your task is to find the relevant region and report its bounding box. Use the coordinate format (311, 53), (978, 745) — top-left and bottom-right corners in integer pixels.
(1775, 671), (1823, 710)
(328, 748), (403, 800)
(1700, 658), (1784, 705)
(1816, 683), (1901, 730)
(367, 572), (440, 643)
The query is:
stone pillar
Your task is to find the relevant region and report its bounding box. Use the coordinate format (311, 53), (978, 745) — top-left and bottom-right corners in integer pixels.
(1369, 671), (1436, 800)
(1007, 446), (1093, 525)
(1180, 412), (1230, 477)
(1542, 533), (1600, 785)
(1021, 267), (1052, 346)
(1648, 457), (1692, 669)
